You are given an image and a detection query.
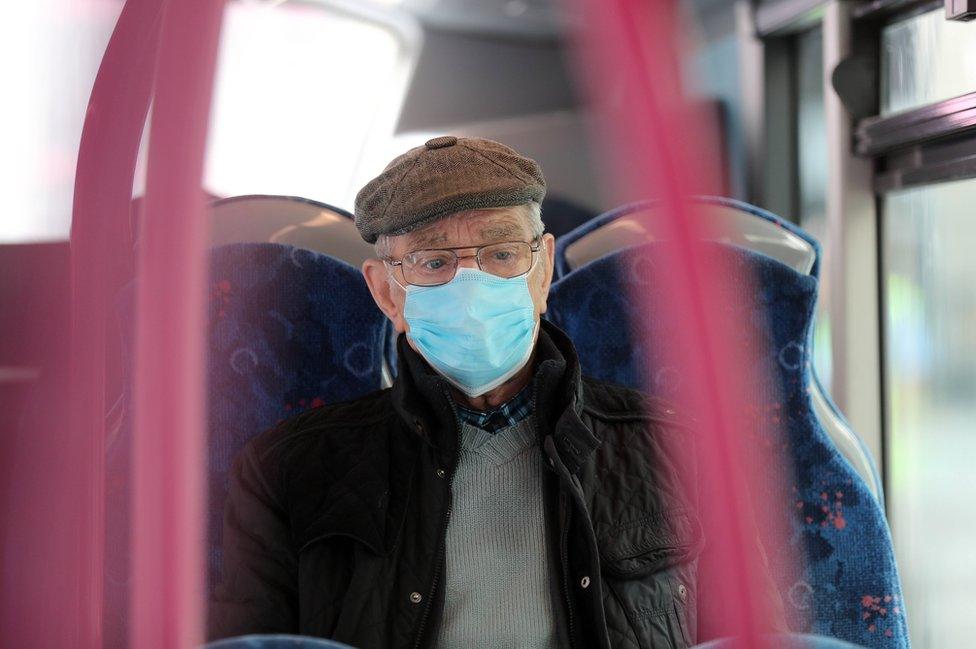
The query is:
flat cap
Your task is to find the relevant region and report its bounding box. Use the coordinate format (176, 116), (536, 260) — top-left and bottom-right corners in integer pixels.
(354, 136), (546, 243)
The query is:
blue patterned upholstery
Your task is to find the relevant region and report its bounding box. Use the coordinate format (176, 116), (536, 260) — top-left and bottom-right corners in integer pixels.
(204, 244), (390, 587)
(546, 242), (908, 647)
(203, 634), (354, 649)
(105, 243), (390, 647)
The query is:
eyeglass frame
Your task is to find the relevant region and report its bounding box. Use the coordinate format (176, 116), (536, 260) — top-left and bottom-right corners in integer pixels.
(383, 236), (544, 288)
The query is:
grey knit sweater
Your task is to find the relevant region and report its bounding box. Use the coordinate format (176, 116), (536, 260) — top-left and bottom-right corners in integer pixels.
(434, 416), (557, 649)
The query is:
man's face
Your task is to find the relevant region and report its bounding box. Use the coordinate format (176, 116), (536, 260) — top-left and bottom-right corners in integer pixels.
(361, 206), (556, 336)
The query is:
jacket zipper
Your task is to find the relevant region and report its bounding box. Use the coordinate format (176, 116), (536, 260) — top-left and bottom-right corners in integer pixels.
(559, 489), (578, 648)
(412, 395), (461, 649)
(533, 380), (578, 649)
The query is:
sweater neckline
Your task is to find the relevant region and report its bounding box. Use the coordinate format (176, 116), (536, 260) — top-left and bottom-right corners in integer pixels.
(459, 416), (537, 466)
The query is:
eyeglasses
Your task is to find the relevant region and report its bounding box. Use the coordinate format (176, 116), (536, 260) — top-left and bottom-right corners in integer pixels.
(386, 238), (542, 287)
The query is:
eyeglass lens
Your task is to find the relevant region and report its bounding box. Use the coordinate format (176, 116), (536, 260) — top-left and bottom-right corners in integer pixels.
(401, 241), (534, 286)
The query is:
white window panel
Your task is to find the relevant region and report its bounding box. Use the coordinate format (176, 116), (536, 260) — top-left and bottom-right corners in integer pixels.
(204, 1), (417, 209)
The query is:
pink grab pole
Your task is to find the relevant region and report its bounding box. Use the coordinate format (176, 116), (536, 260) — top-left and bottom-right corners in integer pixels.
(0, 0), (162, 646)
(130, 0), (225, 647)
(569, 0), (788, 644)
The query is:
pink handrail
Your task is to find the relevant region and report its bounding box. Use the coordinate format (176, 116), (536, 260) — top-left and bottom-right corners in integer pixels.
(130, 0), (226, 647)
(568, 0), (788, 643)
(61, 0), (161, 646)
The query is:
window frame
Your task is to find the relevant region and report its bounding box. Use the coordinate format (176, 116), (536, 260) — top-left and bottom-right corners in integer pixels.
(755, 0), (976, 500)
(848, 2), (976, 510)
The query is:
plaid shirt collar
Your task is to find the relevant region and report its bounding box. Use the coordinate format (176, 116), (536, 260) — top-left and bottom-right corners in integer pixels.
(454, 382), (534, 434)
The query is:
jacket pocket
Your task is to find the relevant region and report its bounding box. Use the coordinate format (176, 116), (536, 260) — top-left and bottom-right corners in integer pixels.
(598, 507), (703, 578)
(598, 508), (702, 649)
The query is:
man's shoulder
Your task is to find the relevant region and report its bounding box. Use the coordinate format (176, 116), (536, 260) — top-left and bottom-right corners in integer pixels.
(244, 387), (397, 467)
(580, 375), (687, 428)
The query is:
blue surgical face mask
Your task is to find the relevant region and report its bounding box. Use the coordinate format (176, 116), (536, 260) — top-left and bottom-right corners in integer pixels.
(402, 263), (539, 398)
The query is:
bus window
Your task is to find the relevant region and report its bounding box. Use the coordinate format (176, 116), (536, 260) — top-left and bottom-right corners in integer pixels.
(201, 1), (418, 208)
(883, 178), (976, 648)
(0, 0), (122, 244)
(878, 7), (976, 647)
(881, 9), (976, 117)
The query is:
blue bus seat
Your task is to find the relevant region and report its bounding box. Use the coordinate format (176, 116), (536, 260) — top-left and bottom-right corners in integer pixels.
(208, 196), (396, 386)
(201, 243), (391, 594)
(545, 242), (908, 647)
(552, 197), (883, 505)
(105, 243), (391, 646)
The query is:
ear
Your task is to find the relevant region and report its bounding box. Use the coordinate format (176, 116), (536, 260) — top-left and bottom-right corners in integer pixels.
(362, 258), (408, 333)
(534, 233), (556, 315)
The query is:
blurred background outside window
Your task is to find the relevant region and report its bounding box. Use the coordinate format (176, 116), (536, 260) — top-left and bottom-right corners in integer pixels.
(879, 7), (976, 648)
(883, 179), (976, 649)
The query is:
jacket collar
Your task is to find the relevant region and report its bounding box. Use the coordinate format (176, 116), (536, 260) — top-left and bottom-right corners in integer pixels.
(391, 319), (601, 474)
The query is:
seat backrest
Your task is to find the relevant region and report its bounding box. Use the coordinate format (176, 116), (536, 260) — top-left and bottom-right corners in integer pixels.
(554, 196), (818, 279)
(203, 243), (391, 588)
(546, 242), (908, 648)
(553, 197), (883, 505)
(209, 195), (375, 269)
(105, 243), (390, 646)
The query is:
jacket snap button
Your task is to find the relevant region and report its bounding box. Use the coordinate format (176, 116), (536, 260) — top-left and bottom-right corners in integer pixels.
(677, 583), (687, 600)
(409, 591), (423, 604)
(435, 468), (446, 478)
(580, 576), (590, 589)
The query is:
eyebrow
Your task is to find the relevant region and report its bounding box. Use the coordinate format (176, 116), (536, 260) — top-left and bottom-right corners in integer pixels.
(479, 220), (524, 242)
(407, 229), (450, 250)
(405, 218), (527, 251)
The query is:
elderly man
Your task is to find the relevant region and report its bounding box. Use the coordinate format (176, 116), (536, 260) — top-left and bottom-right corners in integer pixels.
(209, 136), (779, 648)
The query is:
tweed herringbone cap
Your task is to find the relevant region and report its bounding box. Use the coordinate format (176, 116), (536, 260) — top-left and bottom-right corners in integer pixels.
(354, 136), (547, 243)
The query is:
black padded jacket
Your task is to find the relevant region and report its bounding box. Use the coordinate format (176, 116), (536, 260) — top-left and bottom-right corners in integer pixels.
(208, 320), (782, 648)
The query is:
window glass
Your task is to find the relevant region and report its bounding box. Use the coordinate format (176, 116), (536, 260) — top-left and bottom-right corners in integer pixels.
(204, 1), (415, 209)
(0, 1), (124, 243)
(881, 8), (976, 116)
(883, 178), (976, 649)
(796, 26), (833, 392)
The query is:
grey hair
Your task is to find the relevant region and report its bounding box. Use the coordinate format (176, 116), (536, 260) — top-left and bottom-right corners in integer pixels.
(374, 201), (545, 260)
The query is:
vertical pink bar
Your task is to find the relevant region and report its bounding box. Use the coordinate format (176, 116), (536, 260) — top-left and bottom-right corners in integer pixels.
(14, 1), (163, 646)
(130, 0), (225, 647)
(568, 0), (787, 643)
